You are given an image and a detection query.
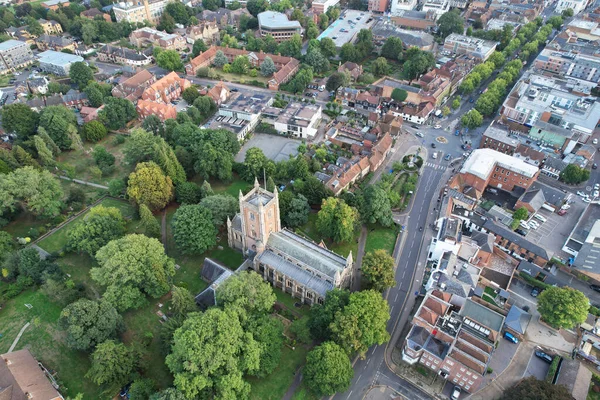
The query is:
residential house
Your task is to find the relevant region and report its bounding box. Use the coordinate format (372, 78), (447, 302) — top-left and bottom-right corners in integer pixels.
(141, 71), (191, 104)
(129, 27), (187, 50)
(80, 105), (104, 122)
(136, 99), (177, 121)
(355, 91), (381, 114)
(6, 26), (37, 45)
(185, 22), (219, 44)
(388, 101), (435, 125)
(111, 69), (157, 100)
(97, 45), (152, 67)
(206, 82), (230, 105)
(0, 349), (63, 400)
(38, 19), (63, 35)
(35, 34), (76, 52)
(40, 0), (70, 10)
(80, 8), (111, 22)
(337, 61), (363, 81)
(27, 77), (49, 94)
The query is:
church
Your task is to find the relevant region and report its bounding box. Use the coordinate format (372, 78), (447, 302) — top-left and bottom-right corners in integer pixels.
(221, 179), (354, 305)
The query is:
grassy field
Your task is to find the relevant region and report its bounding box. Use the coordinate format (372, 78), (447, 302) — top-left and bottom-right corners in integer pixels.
(217, 71), (270, 85)
(56, 134), (132, 186)
(2, 213), (52, 239)
(190, 175), (252, 199)
(274, 287), (311, 317)
(365, 225), (398, 256)
(296, 213), (358, 259)
(292, 384), (320, 400)
(0, 290), (102, 399)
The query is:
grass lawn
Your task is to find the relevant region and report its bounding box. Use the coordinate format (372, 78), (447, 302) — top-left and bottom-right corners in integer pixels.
(2, 213), (52, 239)
(589, 374), (600, 399)
(0, 73), (14, 87)
(56, 134), (132, 186)
(189, 175), (252, 198)
(273, 287), (310, 318)
(296, 213), (358, 259)
(248, 345), (309, 400)
(0, 290), (102, 399)
(291, 384), (320, 400)
(365, 225), (398, 256)
(217, 71), (270, 84)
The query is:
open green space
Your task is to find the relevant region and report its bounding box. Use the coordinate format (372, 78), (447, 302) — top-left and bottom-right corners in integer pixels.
(190, 175), (251, 198)
(365, 225), (397, 255)
(292, 384), (320, 400)
(296, 213), (358, 259)
(2, 213), (52, 239)
(217, 71), (270, 85)
(0, 73), (14, 87)
(0, 290), (101, 399)
(274, 287), (310, 318)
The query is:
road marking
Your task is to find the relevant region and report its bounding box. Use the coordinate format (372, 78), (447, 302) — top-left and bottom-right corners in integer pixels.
(346, 391), (353, 399)
(390, 306), (395, 314)
(357, 374), (362, 381)
(366, 358), (370, 365)
(371, 347), (376, 356)
(394, 292), (399, 302)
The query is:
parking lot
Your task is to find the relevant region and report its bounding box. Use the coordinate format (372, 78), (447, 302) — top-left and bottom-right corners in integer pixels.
(523, 348), (551, 380)
(235, 134), (300, 163)
(317, 10), (376, 48)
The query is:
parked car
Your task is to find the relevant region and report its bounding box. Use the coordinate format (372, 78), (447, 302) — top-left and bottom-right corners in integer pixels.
(594, 163), (598, 170)
(558, 209), (567, 216)
(230, 88), (238, 92)
(451, 386), (461, 400)
(504, 331), (519, 343)
(594, 190), (599, 198)
(530, 287), (540, 297)
(594, 138), (599, 145)
(594, 184), (600, 190)
(432, 152), (437, 159)
(516, 228), (527, 236)
(535, 350), (553, 363)
(431, 143), (436, 148)
(415, 132), (424, 138)
(434, 124), (442, 129)
(578, 191), (586, 197)
(590, 284), (600, 293)
(411, 124), (419, 129)
(445, 154), (451, 161)
(469, 98), (474, 103)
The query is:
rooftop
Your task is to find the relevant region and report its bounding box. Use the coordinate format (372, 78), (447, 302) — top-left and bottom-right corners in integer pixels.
(461, 148), (539, 180)
(0, 39), (27, 51)
(258, 11), (302, 30)
(571, 203), (600, 243)
(37, 50), (84, 66)
(0, 349), (62, 400)
(504, 305), (532, 334)
(460, 298), (505, 333)
(483, 219), (550, 259)
(483, 125), (519, 147)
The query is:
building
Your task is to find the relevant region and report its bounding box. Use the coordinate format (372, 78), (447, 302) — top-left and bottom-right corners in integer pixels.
(206, 81), (230, 105)
(129, 27), (186, 50)
(369, 0), (388, 12)
(390, 9), (437, 29)
(186, 46), (300, 90)
(227, 182), (353, 305)
(262, 102), (322, 138)
(27, 77), (49, 94)
(136, 99), (177, 121)
(141, 71), (191, 104)
(199, 8), (252, 29)
(501, 73), (600, 143)
(0, 349), (64, 400)
(112, 69), (157, 100)
(80, 8), (111, 22)
(0, 40), (34, 74)
(443, 34), (497, 61)
(113, 0), (173, 25)
(97, 45), (152, 67)
(422, 0), (450, 17)
(213, 93), (273, 140)
(337, 62), (363, 81)
(481, 219), (550, 266)
(40, 0), (69, 10)
(390, 0), (418, 13)
(38, 19), (63, 35)
(371, 20), (434, 51)
(37, 50), (84, 76)
(556, 0), (590, 15)
(402, 291), (503, 394)
(35, 34), (75, 52)
(311, 0), (340, 14)
(564, 204), (600, 278)
(481, 125), (519, 155)
(185, 22), (219, 44)
(534, 48), (600, 84)
(258, 11), (302, 43)
(388, 101), (435, 124)
(6, 26), (37, 45)
(451, 148), (540, 195)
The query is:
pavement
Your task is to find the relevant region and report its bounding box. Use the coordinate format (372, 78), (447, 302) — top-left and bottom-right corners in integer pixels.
(234, 134), (301, 163)
(523, 349), (551, 381)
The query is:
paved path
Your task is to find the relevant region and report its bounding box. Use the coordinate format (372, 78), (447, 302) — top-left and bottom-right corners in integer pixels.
(57, 176), (109, 190)
(352, 226), (368, 291)
(282, 370), (303, 400)
(8, 322), (30, 352)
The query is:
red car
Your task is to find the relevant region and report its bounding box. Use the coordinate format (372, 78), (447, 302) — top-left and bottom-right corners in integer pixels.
(558, 209), (567, 216)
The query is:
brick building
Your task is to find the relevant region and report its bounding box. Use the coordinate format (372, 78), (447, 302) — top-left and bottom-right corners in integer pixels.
(141, 71), (191, 104)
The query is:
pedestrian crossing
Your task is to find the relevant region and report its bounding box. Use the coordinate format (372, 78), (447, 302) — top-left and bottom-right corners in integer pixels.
(424, 162), (446, 170)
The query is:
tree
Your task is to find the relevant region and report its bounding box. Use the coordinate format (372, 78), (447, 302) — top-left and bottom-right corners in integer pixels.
(39, 105), (77, 150)
(247, 0), (269, 16)
(139, 204), (161, 238)
(172, 204), (216, 254)
(142, 115), (165, 137)
(129, 379), (155, 400)
(181, 87), (200, 105)
(500, 377), (573, 400)
(537, 286), (588, 329)
(461, 109), (483, 129)
(513, 207), (528, 221)
(244, 147), (271, 180)
(452, 98), (461, 109)
(165, 1), (190, 25)
(231, 55), (250, 74)
(560, 164), (590, 184)
(340, 42), (361, 63)
(279, 192), (310, 228)
(99, 97), (137, 130)
(277, 33), (302, 58)
(92, 234), (176, 311)
(306, 24), (319, 40)
(437, 9), (464, 38)
(260, 56), (277, 76)
(192, 39), (208, 57)
(0, 231), (14, 263)
(304, 342), (353, 396)
(171, 286), (196, 316)
(362, 250), (395, 292)
(362, 185), (393, 227)
(488, 51), (506, 69)
(381, 37), (403, 61)
(442, 106), (451, 116)
(108, 179), (126, 197)
(330, 290), (390, 357)
(157, 50), (184, 71)
(0, 167), (63, 218)
(391, 88), (408, 102)
(84, 85), (104, 107)
(319, 13), (330, 30)
(200, 181), (214, 198)
(199, 194), (238, 227)
(86, 340), (136, 387)
(127, 162), (174, 211)
(12, 145), (39, 169)
(320, 37), (337, 58)
(289, 317), (312, 344)
(562, 8), (574, 17)
(216, 271), (276, 315)
(67, 205), (126, 256)
(166, 308), (261, 399)
(0, 104), (39, 138)
(212, 50), (228, 68)
(371, 57), (389, 77)
(309, 289), (350, 341)
(305, 48), (330, 74)
(81, 120), (107, 142)
(70, 62), (94, 90)
(59, 299), (123, 351)
(326, 72), (350, 92)
(548, 15), (563, 29)
(150, 388), (187, 400)
(403, 48), (435, 80)
(317, 198), (358, 243)
(33, 135), (55, 167)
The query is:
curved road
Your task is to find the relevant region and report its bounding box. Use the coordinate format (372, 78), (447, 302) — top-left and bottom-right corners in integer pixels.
(333, 153), (446, 400)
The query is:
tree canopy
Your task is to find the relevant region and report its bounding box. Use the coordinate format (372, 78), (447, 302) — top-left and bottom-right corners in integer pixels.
(362, 250), (396, 292)
(0, 104), (39, 138)
(127, 161), (174, 211)
(66, 205), (126, 256)
(216, 271), (276, 316)
(304, 342), (354, 396)
(560, 164), (590, 184)
(317, 197), (358, 243)
(537, 286), (589, 329)
(309, 289), (350, 341)
(461, 109), (483, 129)
(500, 377), (572, 400)
(86, 340), (137, 387)
(198, 195), (239, 227)
(172, 204), (217, 254)
(437, 10), (464, 38)
(69, 61), (94, 90)
(0, 167), (64, 218)
(99, 97), (137, 130)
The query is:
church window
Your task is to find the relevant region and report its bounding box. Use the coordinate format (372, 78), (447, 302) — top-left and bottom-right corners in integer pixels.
(250, 213), (255, 221)
(307, 292), (313, 299)
(287, 280), (293, 287)
(317, 298), (324, 305)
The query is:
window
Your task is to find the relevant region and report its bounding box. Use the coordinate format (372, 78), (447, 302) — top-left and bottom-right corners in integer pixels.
(468, 380), (474, 385)
(250, 213), (255, 221)
(453, 379), (458, 383)
(460, 367), (465, 372)
(287, 280), (293, 287)
(457, 374), (462, 378)
(307, 292), (313, 299)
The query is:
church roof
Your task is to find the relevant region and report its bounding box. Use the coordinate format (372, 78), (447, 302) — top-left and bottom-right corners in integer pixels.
(266, 230), (348, 278)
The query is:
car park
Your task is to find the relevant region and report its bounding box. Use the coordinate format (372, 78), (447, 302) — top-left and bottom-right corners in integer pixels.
(504, 331), (519, 343)
(535, 350), (553, 363)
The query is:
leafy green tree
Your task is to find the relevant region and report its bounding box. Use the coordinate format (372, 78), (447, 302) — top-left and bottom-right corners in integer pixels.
(165, 1), (190, 24)
(192, 39), (207, 57)
(0, 167), (63, 218)
(139, 204), (161, 238)
(231, 55), (250, 74)
(277, 33), (302, 58)
(279, 192), (310, 228)
(129, 378), (155, 400)
(547, 15), (563, 29)
(362, 184), (393, 227)
(67, 205), (126, 256)
(81, 120), (107, 142)
(371, 57), (389, 76)
(362, 250), (396, 291)
(537, 287), (589, 329)
(402, 48), (435, 80)
(84, 85), (104, 107)
(305, 48), (330, 74)
(212, 50), (228, 67)
(142, 115), (165, 137)
(127, 162), (174, 211)
(166, 308), (261, 399)
(39, 106), (77, 150)
(391, 88), (408, 102)
(86, 340), (136, 386)
(216, 271), (276, 315)
(182, 86), (200, 105)
(150, 388), (187, 400)
(156, 50), (184, 71)
(320, 37), (337, 58)
(560, 164), (590, 184)
(330, 290), (390, 357)
(326, 71), (350, 92)
(33, 135), (55, 167)
(12, 145), (39, 168)
(200, 181), (214, 198)
(340, 42), (361, 63)
(319, 13), (330, 30)
(93, 146), (115, 176)
(461, 109), (483, 128)
(175, 181), (200, 204)
(437, 9), (464, 38)
(452, 98), (461, 109)
(488, 51), (506, 69)
(247, 0), (269, 15)
(99, 97), (137, 130)
(0, 104), (39, 139)
(317, 197), (358, 243)
(500, 377), (572, 400)
(260, 56), (277, 76)
(198, 194), (239, 227)
(93, 234), (175, 311)
(172, 204), (216, 254)
(562, 8), (574, 17)
(513, 207), (528, 220)
(247, 314), (284, 376)
(381, 37), (403, 60)
(171, 286), (196, 316)
(108, 179), (126, 197)
(309, 289), (350, 341)
(475, 93), (498, 116)
(69, 61), (94, 90)
(290, 317), (312, 344)
(59, 299), (124, 351)
(0, 231), (15, 263)
(304, 342), (354, 396)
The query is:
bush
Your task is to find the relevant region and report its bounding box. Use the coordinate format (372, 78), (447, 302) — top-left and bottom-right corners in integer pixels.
(112, 134), (126, 145)
(519, 272), (552, 290)
(545, 356), (561, 383)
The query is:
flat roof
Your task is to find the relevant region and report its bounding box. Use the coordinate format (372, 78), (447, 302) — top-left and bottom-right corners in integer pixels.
(317, 9), (376, 48)
(460, 299), (505, 333)
(258, 11), (302, 29)
(0, 39), (27, 51)
(571, 203), (600, 243)
(461, 148), (539, 180)
(37, 50), (84, 66)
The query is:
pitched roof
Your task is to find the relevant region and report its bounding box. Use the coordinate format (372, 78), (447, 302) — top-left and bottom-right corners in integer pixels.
(504, 305), (531, 334)
(483, 219), (550, 260)
(0, 349), (62, 400)
(518, 189), (545, 211)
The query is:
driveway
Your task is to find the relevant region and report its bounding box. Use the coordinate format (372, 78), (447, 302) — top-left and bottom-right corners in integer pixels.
(523, 349), (550, 380)
(235, 134), (301, 163)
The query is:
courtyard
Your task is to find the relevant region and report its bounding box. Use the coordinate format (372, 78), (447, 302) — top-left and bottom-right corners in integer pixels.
(235, 133), (301, 163)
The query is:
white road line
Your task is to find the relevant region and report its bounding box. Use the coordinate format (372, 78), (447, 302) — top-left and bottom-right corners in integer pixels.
(366, 358), (371, 365)
(357, 374), (362, 381)
(394, 292), (399, 302)
(371, 347), (376, 356)
(390, 306), (394, 314)
(346, 391), (353, 399)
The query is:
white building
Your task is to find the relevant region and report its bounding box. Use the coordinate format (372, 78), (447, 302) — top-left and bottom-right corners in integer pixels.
(37, 50), (84, 76)
(422, 0), (449, 18)
(215, 93), (273, 141)
(311, 0), (340, 14)
(0, 40), (34, 74)
(263, 102), (322, 138)
(555, 0), (589, 15)
(113, 0), (172, 25)
(390, 0), (418, 13)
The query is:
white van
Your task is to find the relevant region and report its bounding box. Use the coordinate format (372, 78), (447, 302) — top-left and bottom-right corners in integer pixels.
(534, 214), (547, 223)
(519, 220), (530, 229)
(432, 152), (437, 159)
